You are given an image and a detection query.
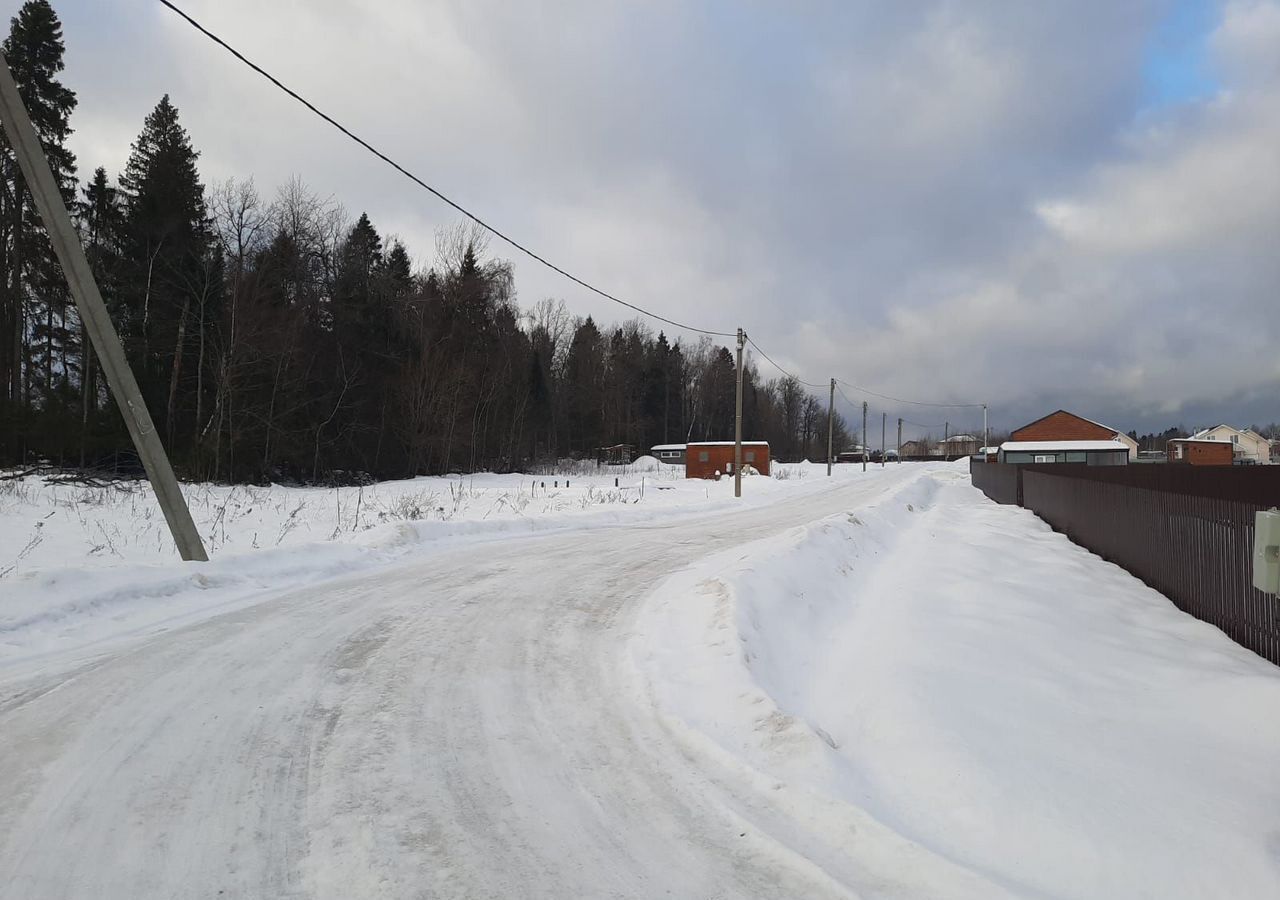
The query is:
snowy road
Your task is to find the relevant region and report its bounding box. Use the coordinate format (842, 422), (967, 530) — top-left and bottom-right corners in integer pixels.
(0, 466), (924, 899)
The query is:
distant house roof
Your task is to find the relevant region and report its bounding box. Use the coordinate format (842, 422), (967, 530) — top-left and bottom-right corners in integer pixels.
(1014, 409), (1127, 438)
(1001, 440), (1129, 452)
(1191, 425), (1230, 438)
(1169, 438), (1224, 445)
(651, 444), (686, 451)
(1190, 425), (1265, 439)
(942, 434), (978, 443)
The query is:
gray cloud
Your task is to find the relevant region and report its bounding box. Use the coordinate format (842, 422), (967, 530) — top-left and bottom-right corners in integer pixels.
(49, 0), (1280, 438)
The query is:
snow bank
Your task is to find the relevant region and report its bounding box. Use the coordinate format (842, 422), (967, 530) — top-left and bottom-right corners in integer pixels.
(0, 461), (885, 664)
(630, 467), (1280, 898)
(628, 454), (662, 472)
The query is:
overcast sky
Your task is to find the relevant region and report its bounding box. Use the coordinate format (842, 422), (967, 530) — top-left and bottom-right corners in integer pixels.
(45, 0), (1280, 438)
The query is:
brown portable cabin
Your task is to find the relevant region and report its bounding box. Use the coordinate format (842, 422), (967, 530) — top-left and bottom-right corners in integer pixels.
(1167, 438), (1233, 466)
(685, 441), (770, 479)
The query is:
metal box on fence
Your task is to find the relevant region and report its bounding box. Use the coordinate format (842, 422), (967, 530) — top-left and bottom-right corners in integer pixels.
(1251, 509), (1280, 594)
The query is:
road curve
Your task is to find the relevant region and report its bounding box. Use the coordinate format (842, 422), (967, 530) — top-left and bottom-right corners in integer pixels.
(0, 467), (923, 899)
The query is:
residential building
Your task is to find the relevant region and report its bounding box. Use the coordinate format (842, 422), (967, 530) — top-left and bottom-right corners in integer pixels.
(898, 440), (929, 460)
(1188, 425), (1271, 465)
(1010, 410), (1138, 460)
(940, 434), (980, 458)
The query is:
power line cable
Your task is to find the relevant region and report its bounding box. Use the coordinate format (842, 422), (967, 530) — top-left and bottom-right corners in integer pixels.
(835, 384), (863, 411)
(156, 0), (735, 339)
(745, 335), (826, 389)
(836, 378), (984, 409)
(161, 0), (994, 411)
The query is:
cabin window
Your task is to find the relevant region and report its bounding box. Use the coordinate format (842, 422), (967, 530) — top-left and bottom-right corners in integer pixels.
(745, 451), (756, 462)
(699, 451), (710, 463)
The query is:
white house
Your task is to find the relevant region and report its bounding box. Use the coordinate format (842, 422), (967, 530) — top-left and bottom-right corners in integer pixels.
(1188, 425), (1271, 464)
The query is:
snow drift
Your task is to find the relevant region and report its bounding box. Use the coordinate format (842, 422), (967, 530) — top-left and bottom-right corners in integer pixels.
(630, 467), (1280, 898)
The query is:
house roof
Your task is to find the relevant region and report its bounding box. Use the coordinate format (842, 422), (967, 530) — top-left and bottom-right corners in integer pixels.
(1013, 409), (1126, 438)
(942, 434), (979, 442)
(651, 444), (686, 451)
(1191, 425), (1232, 438)
(1190, 425), (1267, 441)
(1000, 440), (1129, 452)
(1169, 438), (1226, 445)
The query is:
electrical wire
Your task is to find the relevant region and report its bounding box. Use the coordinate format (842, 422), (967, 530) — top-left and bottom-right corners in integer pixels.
(836, 378), (984, 409)
(160, 1), (992, 411)
(835, 384), (862, 411)
(156, 0), (736, 339)
(744, 335), (826, 389)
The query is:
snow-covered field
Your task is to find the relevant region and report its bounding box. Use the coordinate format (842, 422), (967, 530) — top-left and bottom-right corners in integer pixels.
(0, 458), (844, 661)
(633, 466), (1280, 897)
(2, 460), (1278, 898)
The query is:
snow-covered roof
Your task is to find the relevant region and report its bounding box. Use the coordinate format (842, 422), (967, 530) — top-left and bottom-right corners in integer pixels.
(1000, 440), (1129, 452)
(942, 434), (978, 442)
(650, 444), (686, 451)
(1168, 438), (1224, 444)
(686, 441), (769, 447)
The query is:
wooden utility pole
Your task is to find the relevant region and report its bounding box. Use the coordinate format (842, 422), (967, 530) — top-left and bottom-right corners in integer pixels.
(897, 418), (903, 463)
(734, 327), (744, 498)
(826, 378), (834, 476)
(983, 404), (989, 452)
(0, 53), (208, 561)
(881, 412), (886, 467)
(861, 401), (868, 473)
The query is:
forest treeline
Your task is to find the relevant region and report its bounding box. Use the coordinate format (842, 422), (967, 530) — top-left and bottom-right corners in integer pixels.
(0, 0), (852, 482)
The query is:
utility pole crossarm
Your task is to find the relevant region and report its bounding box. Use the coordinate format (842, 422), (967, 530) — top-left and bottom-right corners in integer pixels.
(0, 52), (208, 562)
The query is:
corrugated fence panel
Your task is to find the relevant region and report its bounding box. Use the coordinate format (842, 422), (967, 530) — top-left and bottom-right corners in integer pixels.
(978, 464), (1280, 667)
(969, 458), (1020, 505)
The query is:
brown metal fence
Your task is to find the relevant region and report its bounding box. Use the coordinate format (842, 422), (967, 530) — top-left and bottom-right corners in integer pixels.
(969, 459), (1020, 505)
(969, 459), (1280, 666)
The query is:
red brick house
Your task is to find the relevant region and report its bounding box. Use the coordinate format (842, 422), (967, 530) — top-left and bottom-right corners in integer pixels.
(1011, 410), (1138, 459)
(1167, 438), (1233, 466)
(685, 442), (770, 479)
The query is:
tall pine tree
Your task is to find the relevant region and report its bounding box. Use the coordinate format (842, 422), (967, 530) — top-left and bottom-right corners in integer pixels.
(118, 94), (214, 454)
(0, 0), (76, 456)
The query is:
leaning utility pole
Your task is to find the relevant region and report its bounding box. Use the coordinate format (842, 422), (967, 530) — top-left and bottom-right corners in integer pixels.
(826, 378), (835, 477)
(897, 418), (903, 463)
(881, 412), (886, 467)
(0, 53), (208, 562)
(861, 401), (868, 473)
(734, 327), (745, 498)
